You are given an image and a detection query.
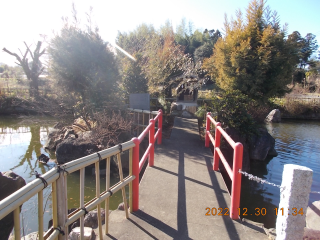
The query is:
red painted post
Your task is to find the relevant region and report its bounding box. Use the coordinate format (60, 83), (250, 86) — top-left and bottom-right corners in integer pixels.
(158, 109), (163, 144)
(132, 137), (140, 211)
(230, 142), (243, 219)
(149, 119), (155, 167)
(213, 123), (222, 171)
(205, 112), (211, 147)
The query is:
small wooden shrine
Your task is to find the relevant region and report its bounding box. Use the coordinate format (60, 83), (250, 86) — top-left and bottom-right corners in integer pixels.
(176, 80), (198, 102)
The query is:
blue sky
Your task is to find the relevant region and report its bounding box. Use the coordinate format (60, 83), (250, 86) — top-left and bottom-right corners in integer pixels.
(0, 0), (319, 65)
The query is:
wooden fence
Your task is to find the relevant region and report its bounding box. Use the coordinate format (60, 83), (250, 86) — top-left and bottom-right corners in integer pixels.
(0, 87), (53, 98)
(0, 78), (52, 98)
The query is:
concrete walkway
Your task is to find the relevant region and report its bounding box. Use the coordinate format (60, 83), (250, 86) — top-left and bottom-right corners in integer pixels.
(103, 117), (268, 239)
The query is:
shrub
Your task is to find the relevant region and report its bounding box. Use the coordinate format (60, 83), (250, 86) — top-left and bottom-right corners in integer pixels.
(90, 111), (133, 148)
(207, 90), (258, 137)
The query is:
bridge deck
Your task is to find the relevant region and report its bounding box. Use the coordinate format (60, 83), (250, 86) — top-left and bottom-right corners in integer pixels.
(101, 117), (268, 239)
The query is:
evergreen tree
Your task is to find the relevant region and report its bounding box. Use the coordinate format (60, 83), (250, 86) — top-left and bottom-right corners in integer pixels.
(203, 0), (298, 100)
(116, 24), (155, 56)
(194, 29), (221, 62)
(287, 31), (318, 83)
(49, 24), (120, 107)
(120, 52), (148, 98)
(175, 18), (221, 61)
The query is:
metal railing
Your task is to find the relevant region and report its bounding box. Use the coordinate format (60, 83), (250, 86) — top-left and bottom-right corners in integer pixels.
(205, 112), (243, 220)
(0, 109), (162, 239)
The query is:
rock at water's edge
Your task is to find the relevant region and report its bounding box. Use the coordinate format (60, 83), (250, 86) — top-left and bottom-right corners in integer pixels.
(222, 127), (278, 171)
(0, 171), (26, 239)
(83, 209), (106, 229)
(37, 154), (50, 163)
(69, 227), (96, 240)
(55, 138), (99, 164)
(118, 202), (129, 211)
(44, 129), (59, 150)
(59, 209), (108, 231)
(249, 128), (278, 161)
(265, 109), (281, 123)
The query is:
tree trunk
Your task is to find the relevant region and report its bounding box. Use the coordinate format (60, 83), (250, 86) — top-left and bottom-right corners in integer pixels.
(29, 76), (39, 98)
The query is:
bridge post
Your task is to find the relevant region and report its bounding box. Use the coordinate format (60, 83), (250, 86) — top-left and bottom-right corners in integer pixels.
(205, 112), (211, 147)
(230, 142), (243, 220)
(149, 119), (155, 167)
(276, 164), (313, 240)
(56, 173), (68, 239)
(132, 137), (140, 211)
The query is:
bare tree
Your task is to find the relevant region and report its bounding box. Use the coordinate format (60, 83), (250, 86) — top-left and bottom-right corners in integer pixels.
(3, 41), (45, 98)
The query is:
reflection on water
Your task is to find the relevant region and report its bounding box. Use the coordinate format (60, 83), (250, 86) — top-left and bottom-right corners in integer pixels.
(241, 119), (320, 228)
(0, 117), (53, 182)
(0, 116), (126, 235)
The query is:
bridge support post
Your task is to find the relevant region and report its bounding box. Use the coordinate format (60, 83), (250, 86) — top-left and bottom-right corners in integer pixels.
(230, 142), (243, 220)
(132, 137), (140, 211)
(276, 164), (313, 240)
(56, 173), (68, 239)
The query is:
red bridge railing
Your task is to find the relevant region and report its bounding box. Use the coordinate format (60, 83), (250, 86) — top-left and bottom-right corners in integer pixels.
(205, 112), (243, 220)
(131, 109), (163, 211)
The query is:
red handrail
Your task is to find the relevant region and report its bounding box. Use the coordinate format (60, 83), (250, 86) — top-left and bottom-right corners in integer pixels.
(205, 112), (243, 220)
(132, 109), (163, 211)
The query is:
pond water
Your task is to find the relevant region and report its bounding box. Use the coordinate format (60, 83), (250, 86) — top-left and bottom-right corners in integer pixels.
(240, 119), (320, 228)
(0, 116), (126, 235)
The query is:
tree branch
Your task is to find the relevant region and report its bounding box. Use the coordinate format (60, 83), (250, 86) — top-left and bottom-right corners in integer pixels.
(2, 48), (23, 64)
(23, 49), (28, 61)
(39, 49), (46, 57)
(19, 47), (29, 62)
(24, 42), (34, 60)
(18, 48), (24, 57)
